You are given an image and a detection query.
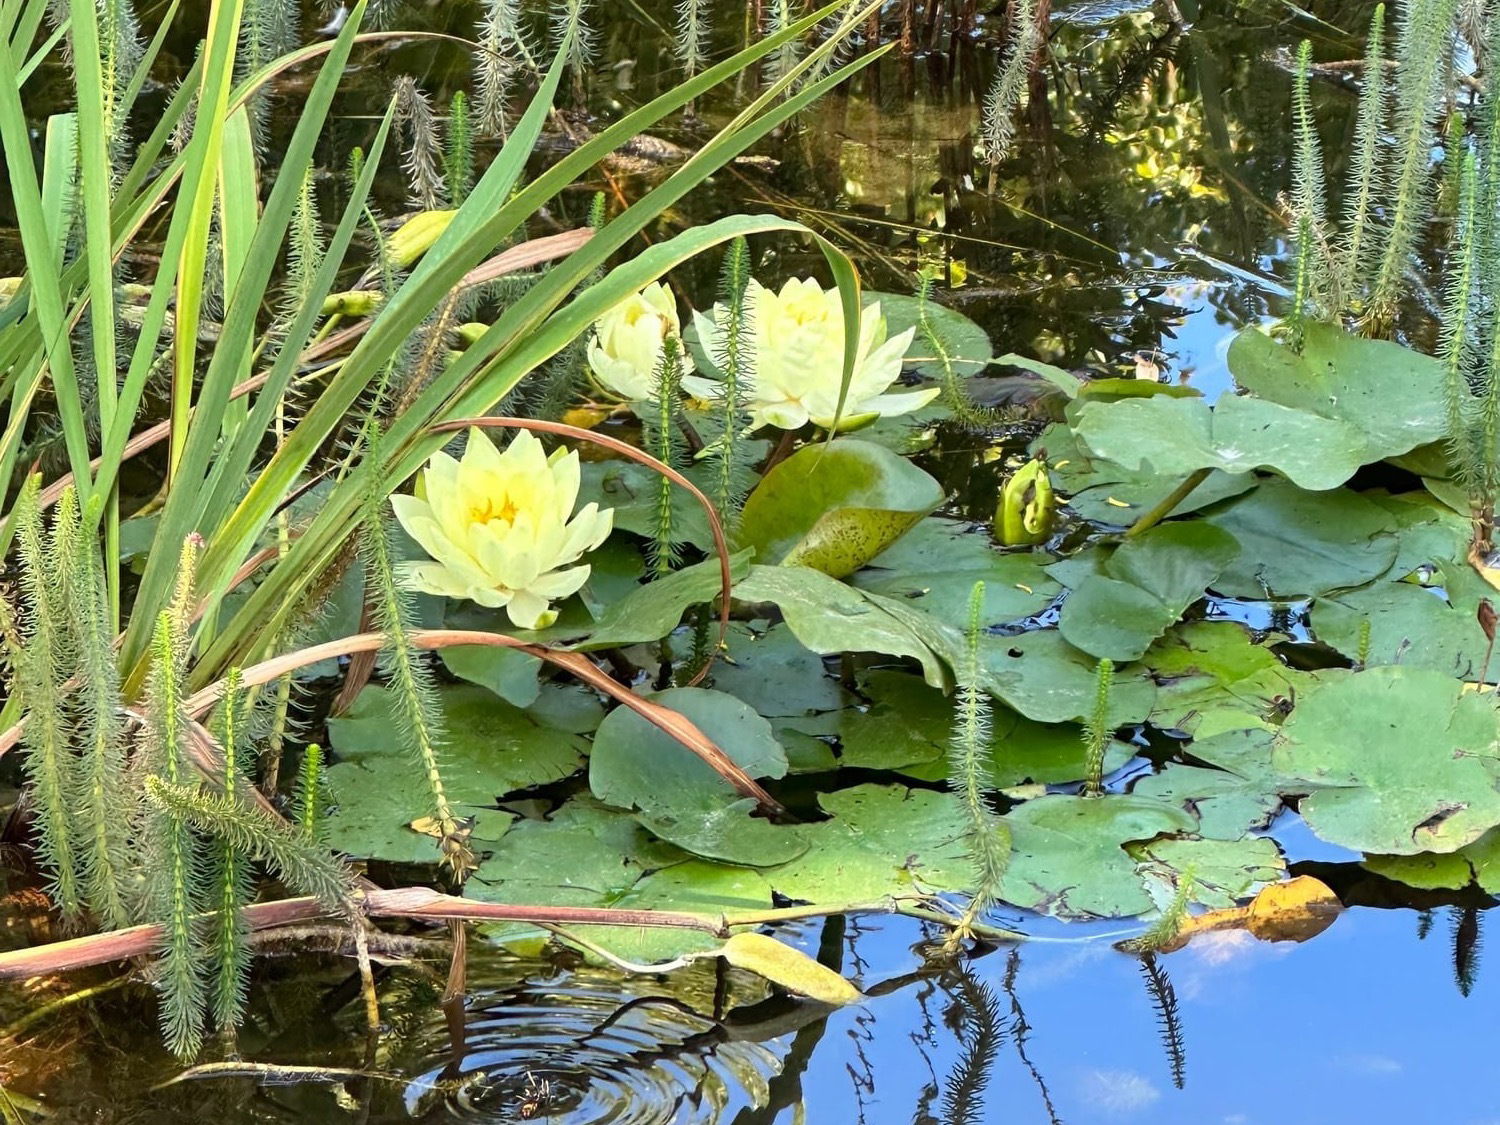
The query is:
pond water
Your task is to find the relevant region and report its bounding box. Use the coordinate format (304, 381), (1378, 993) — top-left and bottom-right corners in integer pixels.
(7, 0), (1494, 1120)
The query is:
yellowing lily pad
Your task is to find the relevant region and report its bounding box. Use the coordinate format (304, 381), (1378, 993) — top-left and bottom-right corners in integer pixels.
(739, 439), (945, 577)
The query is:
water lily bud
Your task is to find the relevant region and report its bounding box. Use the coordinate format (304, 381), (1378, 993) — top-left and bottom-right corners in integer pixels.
(390, 428), (614, 629)
(995, 456), (1055, 546)
(685, 277), (937, 431)
(586, 282), (688, 401)
(386, 209), (457, 268)
(454, 321), (490, 347)
(321, 290), (384, 317)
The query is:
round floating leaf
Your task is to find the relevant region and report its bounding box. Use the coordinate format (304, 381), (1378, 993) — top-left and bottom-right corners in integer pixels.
(1072, 393), (1368, 491)
(979, 628), (1157, 725)
(839, 670), (1133, 784)
(1273, 667), (1500, 855)
(853, 516), (1060, 625)
(470, 801), (771, 962)
(582, 551), (754, 648)
(1130, 836), (1286, 909)
(1227, 322), (1446, 464)
(1039, 423), (1257, 526)
(719, 932), (864, 1005)
(767, 784), (977, 902)
(1203, 477), (1399, 597)
(709, 622), (852, 729)
(735, 564), (951, 688)
(999, 794), (1196, 918)
(589, 687), (805, 866)
(323, 684), (586, 861)
(1364, 827), (1500, 893)
(1132, 762), (1283, 840)
(440, 646), (541, 708)
(739, 439), (945, 577)
(1057, 577), (1180, 663)
(869, 291), (992, 378)
(1144, 621), (1304, 737)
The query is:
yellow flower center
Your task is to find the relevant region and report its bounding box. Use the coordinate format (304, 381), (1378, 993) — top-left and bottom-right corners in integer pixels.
(470, 495), (519, 525)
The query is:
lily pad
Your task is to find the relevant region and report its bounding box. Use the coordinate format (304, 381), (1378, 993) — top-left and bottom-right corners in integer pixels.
(440, 646), (542, 708)
(1227, 322), (1446, 465)
(324, 684), (587, 861)
(1273, 667), (1500, 855)
(470, 800), (765, 962)
(734, 564), (951, 688)
(1131, 835), (1287, 909)
(325, 687), (588, 864)
(588, 687), (806, 866)
(1039, 423), (1258, 526)
(582, 551), (754, 648)
(978, 628), (1158, 725)
(1364, 826), (1500, 892)
(767, 784), (977, 903)
(1144, 621), (1303, 737)
(739, 439), (945, 577)
(870, 291), (992, 378)
(1057, 522), (1240, 661)
(999, 794), (1196, 918)
(1202, 477), (1399, 597)
(838, 670), (1134, 784)
(708, 622), (853, 733)
(1072, 393), (1368, 491)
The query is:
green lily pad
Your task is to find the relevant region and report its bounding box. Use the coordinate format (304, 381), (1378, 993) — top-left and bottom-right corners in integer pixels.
(978, 628), (1157, 725)
(324, 684), (587, 861)
(852, 516), (1061, 625)
(1227, 322), (1446, 465)
(999, 794), (1196, 918)
(870, 291), (992, 378)
(1057, 522), (1240, 661)
(739, 439), (945, 577)
(582, 551), (754, 648)
(1132, 762), (1283, 840)
(1203, 477), (1399, 597)
(838, 669), (1134, 784)
(579, 460), (713, 550)
(1312, 570), (1494, 681)
(767, 784), (977, 902)
(1072, 393), (1368, 491)
(1130, 835), (1286, 909)
(708, 622), (853, 731)
(440, 646), (542, 708)
(588, 687), (805, 866)
(734, 564), (951, 688)
(1364, 826), (1500, 892)
(469, 800), (760, 962)
(1144, 621), (1303, 737)
(1039, 423), (1258, 526)
(1273, 667), (1500, 855)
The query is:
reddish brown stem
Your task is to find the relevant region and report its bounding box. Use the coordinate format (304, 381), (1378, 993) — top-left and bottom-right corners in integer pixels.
(0, 887), (725, 980)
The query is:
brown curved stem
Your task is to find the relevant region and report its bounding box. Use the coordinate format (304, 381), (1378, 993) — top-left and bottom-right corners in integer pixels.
(182, 629), (782, 814)
(433, 416), (731, 684)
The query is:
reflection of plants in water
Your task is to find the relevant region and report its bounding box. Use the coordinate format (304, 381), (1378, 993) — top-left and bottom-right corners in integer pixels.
(940, 967), (1006, 1125)
(1137, 953), (1187, 1090)
(1003, 951), (1063, 1125)
(1450, 905), (1483, 997)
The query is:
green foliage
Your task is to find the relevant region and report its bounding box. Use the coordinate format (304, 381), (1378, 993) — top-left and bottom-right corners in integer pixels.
(1341, 4), (1386, 294)
(1082, 659), (1114, 797)
(1367, 0), (1459, 329)
(946, 582), (1007, 924)
(444, 91), (474, 204)
(675, 0), (709, 77)
(1287, 39), (1329, 345)
(704, 236), (755, 531)
(980, 0), (1039, 167)
(643, 336), (687, 578)
(291, 744), (329, 842)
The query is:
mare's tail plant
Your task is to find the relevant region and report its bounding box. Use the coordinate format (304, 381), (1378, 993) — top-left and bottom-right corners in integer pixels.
(643, 336), (687, 579)
(1082, 658), (1113, 796)
(1287, 39), (1331, 347)
(703, 237), (756, 532)
(941, 968), (1006, 1125)
(1340, 4), (1387, 295)
(916, 269), (995, 425)
(945, 582), (1008, 943)
(980, 0), (1040, 178)
(1138, 953), (1187, 1089)
(1366, 0), (1460, 330)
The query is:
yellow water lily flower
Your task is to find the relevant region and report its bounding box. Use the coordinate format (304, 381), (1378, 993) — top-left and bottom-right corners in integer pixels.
(391, 428), (614, 629)
(685, 277), (936, 430)
(586, 282), (689, 401)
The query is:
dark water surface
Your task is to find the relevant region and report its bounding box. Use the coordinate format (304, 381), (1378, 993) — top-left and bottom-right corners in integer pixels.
(7, 0), (1490, 1120)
